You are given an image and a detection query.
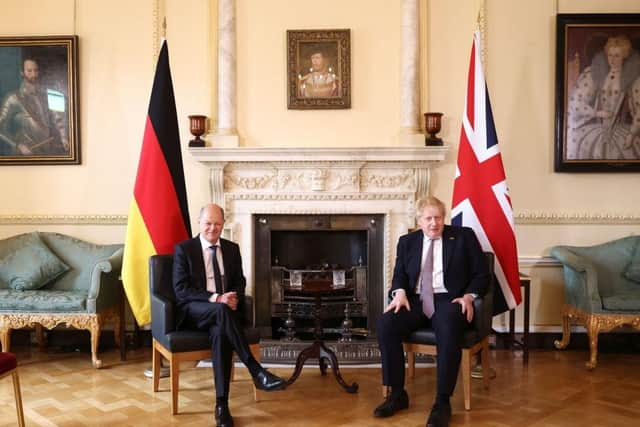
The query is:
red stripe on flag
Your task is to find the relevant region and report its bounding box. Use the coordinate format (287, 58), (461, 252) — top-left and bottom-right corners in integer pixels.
(133, 116), (190, 254)
(466, 43), (476, 128)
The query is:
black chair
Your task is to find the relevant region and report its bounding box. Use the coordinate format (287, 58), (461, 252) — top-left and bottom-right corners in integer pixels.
(401, 252), (495, 411)
(149, 254), (261, 414)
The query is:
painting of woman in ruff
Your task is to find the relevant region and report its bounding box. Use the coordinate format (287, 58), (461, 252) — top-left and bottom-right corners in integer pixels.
(566, 34), (640, 160)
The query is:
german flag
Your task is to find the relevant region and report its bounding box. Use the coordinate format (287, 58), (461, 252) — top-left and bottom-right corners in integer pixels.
(122, 40), (191, 326)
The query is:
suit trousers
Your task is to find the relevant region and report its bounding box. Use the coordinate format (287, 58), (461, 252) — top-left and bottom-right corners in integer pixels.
(182, 301), (256, 398)
(377, 293), (467, 397)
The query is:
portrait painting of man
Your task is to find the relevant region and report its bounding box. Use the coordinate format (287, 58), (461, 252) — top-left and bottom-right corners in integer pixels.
(0, 36), (79, 165)
(287, 29), (350, 110)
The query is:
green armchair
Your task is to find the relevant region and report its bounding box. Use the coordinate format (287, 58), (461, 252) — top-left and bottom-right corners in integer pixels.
(550, 236), (640, 369)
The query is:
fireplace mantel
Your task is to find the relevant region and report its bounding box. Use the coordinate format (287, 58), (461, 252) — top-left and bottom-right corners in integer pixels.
(188, 145), (449, 304)
(190, 146), (448, 163)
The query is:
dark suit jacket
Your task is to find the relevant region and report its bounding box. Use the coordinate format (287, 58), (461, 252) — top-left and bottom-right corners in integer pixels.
(172, 235), (247, 325)
(390, 225), (489, 299)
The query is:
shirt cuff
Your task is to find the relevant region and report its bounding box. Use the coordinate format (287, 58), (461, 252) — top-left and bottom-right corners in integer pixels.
(391, 289), (406, 298)
(466, 293), (478, 300)
(209, 293), (220, 303)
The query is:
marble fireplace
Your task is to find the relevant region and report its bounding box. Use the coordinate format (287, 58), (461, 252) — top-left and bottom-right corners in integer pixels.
(190, 146), (447, 338)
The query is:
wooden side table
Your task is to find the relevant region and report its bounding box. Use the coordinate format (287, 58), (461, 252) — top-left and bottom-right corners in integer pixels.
(508, 274), (530, 364)
(283, 281), (358, 393)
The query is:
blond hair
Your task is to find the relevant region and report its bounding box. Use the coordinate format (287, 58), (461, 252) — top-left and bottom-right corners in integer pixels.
(415, 196), (446, 219)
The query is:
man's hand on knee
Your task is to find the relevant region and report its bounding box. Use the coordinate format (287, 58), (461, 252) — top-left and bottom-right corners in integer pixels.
(384, 289), (411, 314)
(452, 294), (475, 322)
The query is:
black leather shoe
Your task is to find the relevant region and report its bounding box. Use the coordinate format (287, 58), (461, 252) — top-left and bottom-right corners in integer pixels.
(426, 401), (451, 427)
(373, 389), (409, 418)
(253, 369), (286, 391)
(215, 402), (234, 427)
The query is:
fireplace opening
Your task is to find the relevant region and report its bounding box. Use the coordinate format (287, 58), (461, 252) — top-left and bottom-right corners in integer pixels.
(253, 214), (384, 340)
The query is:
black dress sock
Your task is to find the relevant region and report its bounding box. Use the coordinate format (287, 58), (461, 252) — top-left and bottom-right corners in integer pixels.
(390, 386), (405, 399)
(436, 393), (450, 406)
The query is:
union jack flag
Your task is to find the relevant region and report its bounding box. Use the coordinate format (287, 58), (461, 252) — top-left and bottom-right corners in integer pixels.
(451, 30), (521, 315)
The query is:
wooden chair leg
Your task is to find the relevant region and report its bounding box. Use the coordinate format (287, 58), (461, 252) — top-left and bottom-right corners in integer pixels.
(89, 316), (103, 369)
(230, 359), (235, 382)
(381, 385), (390, 398)
(480, 339), (491, 390)
(0, 327), (11, 352)
(152, 341), (161, 392)
(12, 370), (25, 427)
(406, 350), (416, 379)
(462, 349), (471, 411)
(170, 356), (179, 415)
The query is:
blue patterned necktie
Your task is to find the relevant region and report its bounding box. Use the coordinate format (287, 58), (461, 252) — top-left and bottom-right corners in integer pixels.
(420, 238), (435, 318)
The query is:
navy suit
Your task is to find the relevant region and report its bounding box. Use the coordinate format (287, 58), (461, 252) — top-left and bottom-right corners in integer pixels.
(378, 225), (489, 397)
(173, 235), (254, 398)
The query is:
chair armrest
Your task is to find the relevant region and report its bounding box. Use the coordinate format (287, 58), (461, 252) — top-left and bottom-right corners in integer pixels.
(242, 295), (254, 327)
(151, 293), (175, 338)
(550, 246), (602, 311)
(472, 293), (492, 338)
(88, 247), (124, 312)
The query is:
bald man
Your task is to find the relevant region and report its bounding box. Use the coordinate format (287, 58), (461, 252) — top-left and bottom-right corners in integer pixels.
(173, 204), (286, 427)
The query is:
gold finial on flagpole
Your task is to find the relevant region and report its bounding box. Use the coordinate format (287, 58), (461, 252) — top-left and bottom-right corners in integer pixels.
(162, 17), (167, 38)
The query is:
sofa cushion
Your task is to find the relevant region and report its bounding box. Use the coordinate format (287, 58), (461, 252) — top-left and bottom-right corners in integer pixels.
(624, 245), (640, 283)
(0, 289), (86, 312)
(0, 232), (69, 290)
(602, 289), (640, 311)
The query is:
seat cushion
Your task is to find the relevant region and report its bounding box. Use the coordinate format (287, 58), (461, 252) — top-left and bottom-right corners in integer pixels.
(0, 352), (17, 374)
(602, 290), (640, 311)
(405, 328), (481, 349)
(161, 327), (261, 353)
(0, 289), (87, 312)
(0, 232), (69, 290)
(164, 330), (211, 353)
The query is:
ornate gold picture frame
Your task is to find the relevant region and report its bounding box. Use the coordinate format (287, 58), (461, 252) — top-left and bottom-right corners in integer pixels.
(0, 36), (80, 165)
(287, 29), (351, 110)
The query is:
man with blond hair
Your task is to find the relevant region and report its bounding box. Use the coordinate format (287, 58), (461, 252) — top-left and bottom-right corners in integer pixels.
(374, 196), (489, 427)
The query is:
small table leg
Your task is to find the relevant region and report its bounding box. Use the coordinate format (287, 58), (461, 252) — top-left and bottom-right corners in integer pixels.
(285, 293), (358, 393)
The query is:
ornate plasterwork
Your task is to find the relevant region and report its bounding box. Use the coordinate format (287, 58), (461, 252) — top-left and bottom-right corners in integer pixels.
(225, 172), (276, 190)
(0, 214), (127, 225)
(555, 304), (640, 370)
(515, 212), (640, 225)
(0, 307), (119, 369)
(360, 169), (415, 190)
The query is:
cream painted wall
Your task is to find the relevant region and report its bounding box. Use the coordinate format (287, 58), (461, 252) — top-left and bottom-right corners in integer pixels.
(1, 0), (639, 331)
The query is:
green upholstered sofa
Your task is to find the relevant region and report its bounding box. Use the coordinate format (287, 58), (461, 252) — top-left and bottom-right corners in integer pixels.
(0, 231), (123, 368)
(550, 236), (640, 369)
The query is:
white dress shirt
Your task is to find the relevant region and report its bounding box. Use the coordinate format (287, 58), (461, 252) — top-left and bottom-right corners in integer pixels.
(416, 235), (448, 295)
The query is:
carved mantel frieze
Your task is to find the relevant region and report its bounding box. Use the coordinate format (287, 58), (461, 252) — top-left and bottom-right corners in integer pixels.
(190, 146), (448, 204)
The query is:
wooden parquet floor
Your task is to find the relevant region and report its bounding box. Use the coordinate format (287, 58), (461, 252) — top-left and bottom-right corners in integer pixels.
(1, 346), (639, 426)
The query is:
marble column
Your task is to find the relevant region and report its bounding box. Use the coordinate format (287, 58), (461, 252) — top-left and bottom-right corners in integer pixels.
(209, 0), (239, 147)
(400, 0), (420, 134)
(218, 0), (236, 134)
